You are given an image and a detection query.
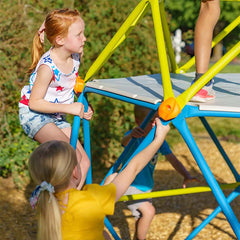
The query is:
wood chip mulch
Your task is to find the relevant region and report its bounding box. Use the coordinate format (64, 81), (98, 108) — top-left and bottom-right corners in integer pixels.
(1, 137), (240, 240)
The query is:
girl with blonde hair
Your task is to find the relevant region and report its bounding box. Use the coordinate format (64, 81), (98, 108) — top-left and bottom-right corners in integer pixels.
(19, 8), (93, 188)
(29, 117), (170, 240)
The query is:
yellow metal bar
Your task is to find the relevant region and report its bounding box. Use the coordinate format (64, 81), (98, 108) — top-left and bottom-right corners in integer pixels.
(150, 0), (174, 99)
(176, 41), (240, 109)
(176, 55), (195, 74)
(159, 0), (179, 73)
(177, 15), (240, 73)
(84, 0), (150, 82)
(119, 182), (240, 201)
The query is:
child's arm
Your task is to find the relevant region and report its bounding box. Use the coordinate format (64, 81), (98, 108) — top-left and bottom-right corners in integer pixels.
(121, 126), (145, 146)
(29, 65), (85, 118)
(165, 153), (199, 188)
(112, 118), (170, 202)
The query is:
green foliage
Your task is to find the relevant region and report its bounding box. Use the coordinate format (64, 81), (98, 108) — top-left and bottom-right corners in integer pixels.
(87, 95), (135, 167)
(165, 0), (240, 48)
(77, 0), (159, 79)
(219, 1), (240, 47)
(1, 0), (240, 187)
(0, 112), (38, 187)
(164, 0), (200, 31)
(0, 0), (64, 186)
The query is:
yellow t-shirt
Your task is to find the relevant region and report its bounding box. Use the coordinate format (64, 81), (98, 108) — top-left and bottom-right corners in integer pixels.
(58, 183), (116, 240)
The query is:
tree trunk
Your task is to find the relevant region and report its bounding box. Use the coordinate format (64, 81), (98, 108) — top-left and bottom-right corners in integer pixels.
(211, 42), (223, 62)
(211, 22), (224, 62)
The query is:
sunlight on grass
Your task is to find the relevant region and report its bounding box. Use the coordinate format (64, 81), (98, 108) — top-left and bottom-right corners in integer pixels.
(167, 117), (240, 149)
(210, 61), (240, 73)
(185, 60), (240, 73)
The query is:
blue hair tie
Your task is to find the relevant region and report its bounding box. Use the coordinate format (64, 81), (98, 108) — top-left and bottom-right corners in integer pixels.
(30, 181), (55, 209)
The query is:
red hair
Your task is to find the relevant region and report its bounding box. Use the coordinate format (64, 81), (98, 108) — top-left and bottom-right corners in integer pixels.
(28, 9), (81, 74)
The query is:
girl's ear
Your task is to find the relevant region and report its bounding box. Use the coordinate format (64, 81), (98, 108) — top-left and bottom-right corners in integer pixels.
(55, 35), (65, 46)
(72, 165), (79, 179)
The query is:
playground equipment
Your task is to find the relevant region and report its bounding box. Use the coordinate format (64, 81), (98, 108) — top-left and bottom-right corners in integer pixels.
(71, 0), (240, 239)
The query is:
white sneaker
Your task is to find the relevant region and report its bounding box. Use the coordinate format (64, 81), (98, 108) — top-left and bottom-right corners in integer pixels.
(191, 80), (215, 103)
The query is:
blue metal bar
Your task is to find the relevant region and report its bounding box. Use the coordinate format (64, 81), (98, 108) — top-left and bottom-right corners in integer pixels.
(119, 123), (156, 174)
(172, 111), (240, 239)
(199, 116), (240, 182)
(84, 87), (159, 111)
(83, 117), (92, 184)
(104, 217), (121, 240)
(101, 108), (157, 185)
(70, 93), (92, 183)
(82, 87), (240, 239)
(102, 108), (168, 240)
(101, 108), (157, 240)
(186, 186), (240, 240)
(183, 105), (240, 119)
(82, 94), (92, 184)
(70, 93), (83, 149)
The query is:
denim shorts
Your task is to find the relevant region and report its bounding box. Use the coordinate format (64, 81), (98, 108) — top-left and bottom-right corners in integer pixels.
(19, 107), (71, 139)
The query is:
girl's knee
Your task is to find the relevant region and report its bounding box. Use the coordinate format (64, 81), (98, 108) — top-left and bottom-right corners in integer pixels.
(204, 1), (220, 19)
(139, 202), (155, 218)
(148, 204), (155, 217)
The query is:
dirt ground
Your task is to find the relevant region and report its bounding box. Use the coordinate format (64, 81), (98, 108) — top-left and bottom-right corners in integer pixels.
(1, 137), (240, 240)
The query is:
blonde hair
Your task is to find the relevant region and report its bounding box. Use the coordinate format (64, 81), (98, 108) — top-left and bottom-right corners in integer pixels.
(29, 140), (78, 240)
(28, 8), (81, 74)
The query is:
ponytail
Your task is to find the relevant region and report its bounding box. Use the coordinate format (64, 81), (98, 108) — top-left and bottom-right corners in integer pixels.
(29, 140), (78, 240)
(38, 191), (62, 240)
(27, 32), (44, 75)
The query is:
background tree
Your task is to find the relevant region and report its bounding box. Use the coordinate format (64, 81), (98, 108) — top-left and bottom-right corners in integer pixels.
(164, 0), (240, 60)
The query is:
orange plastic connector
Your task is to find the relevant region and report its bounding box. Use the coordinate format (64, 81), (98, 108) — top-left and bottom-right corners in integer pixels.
(158, 97), (181, 121)
(74, 76), (85, 94)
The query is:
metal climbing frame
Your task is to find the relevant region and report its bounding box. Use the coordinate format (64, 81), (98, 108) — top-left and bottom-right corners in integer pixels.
(70, 0), (240, 239)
